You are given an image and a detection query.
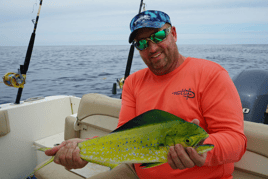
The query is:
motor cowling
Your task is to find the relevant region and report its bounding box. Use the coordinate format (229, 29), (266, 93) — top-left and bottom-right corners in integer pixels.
(233, 69), (268, 124)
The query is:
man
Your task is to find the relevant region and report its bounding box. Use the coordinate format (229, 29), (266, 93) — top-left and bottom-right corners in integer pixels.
(46, 10), (247, 179)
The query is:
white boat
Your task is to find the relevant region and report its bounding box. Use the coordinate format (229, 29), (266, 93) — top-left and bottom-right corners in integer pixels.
(1, 88), (268, 179)
(1, 1), (268, 178)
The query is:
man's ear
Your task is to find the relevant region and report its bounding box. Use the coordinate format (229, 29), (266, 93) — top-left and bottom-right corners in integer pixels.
(171, 26), (177, 42)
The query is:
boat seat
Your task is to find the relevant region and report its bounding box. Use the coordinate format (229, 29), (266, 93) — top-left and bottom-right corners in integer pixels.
(65, 93), (121, 140)
(233, 121), (268, 179)
(35, 93), (121, 179)
(34, 93), (268, 179)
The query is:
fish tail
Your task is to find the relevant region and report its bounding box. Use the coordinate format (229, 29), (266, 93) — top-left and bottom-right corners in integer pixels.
(24, 156), (54, 179)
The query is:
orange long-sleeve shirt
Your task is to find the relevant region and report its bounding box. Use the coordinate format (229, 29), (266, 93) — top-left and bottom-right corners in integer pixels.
(118, 57), (247, 179)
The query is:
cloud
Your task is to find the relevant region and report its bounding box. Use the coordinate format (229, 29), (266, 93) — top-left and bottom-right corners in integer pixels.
(1, 0), (267, 46)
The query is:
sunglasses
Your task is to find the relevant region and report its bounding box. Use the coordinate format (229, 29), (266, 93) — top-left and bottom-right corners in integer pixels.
(134, 26), (171, 51)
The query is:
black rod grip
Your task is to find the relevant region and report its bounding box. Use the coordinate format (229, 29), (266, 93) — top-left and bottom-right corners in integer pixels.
(23, 33), (36, 74)
(124, 43), (135, 79)
(15, 88), (23, 104)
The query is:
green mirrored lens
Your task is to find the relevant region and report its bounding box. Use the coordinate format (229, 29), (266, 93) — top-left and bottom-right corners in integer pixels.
(151, 30), (166, 43)
(137, 39), (148, 50)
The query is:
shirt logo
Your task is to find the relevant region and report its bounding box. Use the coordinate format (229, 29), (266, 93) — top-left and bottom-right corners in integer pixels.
(172, 88), (195, 100)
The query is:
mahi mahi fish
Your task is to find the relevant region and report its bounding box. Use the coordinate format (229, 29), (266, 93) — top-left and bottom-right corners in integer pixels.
(32, 109), (214, 176)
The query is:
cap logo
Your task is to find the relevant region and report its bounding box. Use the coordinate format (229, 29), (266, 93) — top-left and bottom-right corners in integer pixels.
(134, 15), (150, 26)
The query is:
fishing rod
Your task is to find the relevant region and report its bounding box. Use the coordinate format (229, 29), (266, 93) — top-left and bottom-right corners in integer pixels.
(2, 0), (43, 104)
(113, 0), (144, 95)
(124, 0), (144, 80)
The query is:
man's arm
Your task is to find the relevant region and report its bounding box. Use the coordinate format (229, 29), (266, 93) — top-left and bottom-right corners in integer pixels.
(201, 70), (247, 166)
(167, 70), (247, 170)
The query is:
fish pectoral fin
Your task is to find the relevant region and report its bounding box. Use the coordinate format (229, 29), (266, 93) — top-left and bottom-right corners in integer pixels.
(196, 144), (214, 154)
(140, 162), (164, 168)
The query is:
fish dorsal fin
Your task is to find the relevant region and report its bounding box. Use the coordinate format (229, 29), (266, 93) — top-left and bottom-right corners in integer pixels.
(112, 109), (184, 133)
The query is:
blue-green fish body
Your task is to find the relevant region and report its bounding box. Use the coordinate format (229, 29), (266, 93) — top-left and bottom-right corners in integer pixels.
(78, 109), (214, 168)
(33, 109), (214, 176)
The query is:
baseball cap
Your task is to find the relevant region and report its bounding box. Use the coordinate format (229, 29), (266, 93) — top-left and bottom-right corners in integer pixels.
(129, 10), (172, 43)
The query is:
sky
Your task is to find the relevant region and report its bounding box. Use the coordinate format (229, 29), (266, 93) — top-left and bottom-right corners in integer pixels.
(0, 0), (268, 46)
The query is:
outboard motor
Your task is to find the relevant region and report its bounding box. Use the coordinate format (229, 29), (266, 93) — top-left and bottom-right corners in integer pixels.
(233, 69), (268, 124)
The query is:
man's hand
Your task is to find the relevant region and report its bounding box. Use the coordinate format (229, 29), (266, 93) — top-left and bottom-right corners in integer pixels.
(167, 119), (207, 170)
(45, 138), (88, 170)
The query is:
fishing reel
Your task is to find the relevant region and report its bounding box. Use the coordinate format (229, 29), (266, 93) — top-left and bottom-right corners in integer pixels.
(112, 77), (125, 95)
(117, 77), (125, 89)
(2, 69), (26, 88)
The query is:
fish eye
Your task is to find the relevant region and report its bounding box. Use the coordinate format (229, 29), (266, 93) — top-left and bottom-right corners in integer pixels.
(185, 138), (192, 145)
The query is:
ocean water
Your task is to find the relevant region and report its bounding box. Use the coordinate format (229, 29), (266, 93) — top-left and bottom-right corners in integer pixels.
(0, 44), (268, 104)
